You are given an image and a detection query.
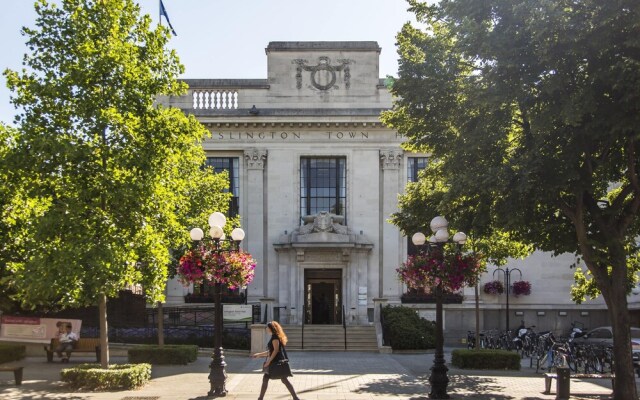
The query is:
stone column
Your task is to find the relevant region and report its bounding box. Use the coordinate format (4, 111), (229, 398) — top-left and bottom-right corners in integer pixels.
(244, 149), (267, 301)
(379, 150), (403, 299)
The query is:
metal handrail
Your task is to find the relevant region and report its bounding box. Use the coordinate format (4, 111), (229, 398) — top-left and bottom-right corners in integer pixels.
(379, 304), (390, 346)
(301, 304), (305, 350)
(342, 305), (347, 350)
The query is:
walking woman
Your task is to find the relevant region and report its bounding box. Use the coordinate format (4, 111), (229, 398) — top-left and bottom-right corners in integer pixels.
(251, 321), (300, 400)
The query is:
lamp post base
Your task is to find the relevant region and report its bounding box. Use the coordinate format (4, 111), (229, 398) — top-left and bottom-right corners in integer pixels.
(208, 347), (227, 397)
(428, 356), (450, 399)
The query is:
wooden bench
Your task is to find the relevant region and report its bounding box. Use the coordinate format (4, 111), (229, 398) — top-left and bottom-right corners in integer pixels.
(45, 338), (101, 362)
(543, 372), (615, 394)
(0, 366), (23, 385)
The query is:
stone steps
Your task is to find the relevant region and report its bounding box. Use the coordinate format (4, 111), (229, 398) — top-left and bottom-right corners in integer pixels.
(283, 325), (379, 352)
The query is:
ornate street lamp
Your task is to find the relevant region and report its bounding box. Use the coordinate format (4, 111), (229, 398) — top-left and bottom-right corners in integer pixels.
(411, 216), (467, 399)
(185, 212), (252, 398)
(493, 267), (522, 333)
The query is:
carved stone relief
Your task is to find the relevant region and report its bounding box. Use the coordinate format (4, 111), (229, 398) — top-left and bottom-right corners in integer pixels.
(292, 57), (352, 91)
(244, 148), (267, 170)
(299, 211), (350, 235)
(379, 149), (403, 170)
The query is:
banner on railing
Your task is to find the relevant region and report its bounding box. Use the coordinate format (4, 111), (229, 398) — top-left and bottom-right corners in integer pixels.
(223, 304), (252, 322)
(0, 315), (82, 343)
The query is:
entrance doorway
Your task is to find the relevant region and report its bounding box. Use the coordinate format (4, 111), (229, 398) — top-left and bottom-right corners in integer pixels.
(304, 269), (342, 325)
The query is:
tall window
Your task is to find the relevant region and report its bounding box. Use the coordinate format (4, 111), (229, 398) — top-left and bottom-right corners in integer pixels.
(300, 157), (346, 222)
(206, 157), (239, 217)
(407, 157), (428, 182)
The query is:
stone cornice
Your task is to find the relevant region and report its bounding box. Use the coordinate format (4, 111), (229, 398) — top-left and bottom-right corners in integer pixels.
(204, 121), (387, 129)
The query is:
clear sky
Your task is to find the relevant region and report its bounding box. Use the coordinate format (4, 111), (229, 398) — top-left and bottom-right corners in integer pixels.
(0, 0), (420, 125)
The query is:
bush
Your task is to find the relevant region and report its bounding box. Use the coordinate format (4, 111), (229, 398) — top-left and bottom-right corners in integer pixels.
(381, 305), (435, 350)
(128, 345), (198, 365)
(61, 363), (151, 390)
(0, 343), (26, 364)
(451, 349), (521, 370)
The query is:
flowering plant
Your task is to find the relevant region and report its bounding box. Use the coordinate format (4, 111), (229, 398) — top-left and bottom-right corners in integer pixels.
(178, 242), (256, 289)
(511, 280), (531, 296)
(483, 280), (505, 295)
(397, 249), (482, 293)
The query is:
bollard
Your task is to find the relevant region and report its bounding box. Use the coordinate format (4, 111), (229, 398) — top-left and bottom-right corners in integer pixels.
(556, 366), (570, 400)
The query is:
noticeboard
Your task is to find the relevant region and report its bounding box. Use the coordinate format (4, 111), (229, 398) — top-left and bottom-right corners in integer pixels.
(0, 315), (82, 343)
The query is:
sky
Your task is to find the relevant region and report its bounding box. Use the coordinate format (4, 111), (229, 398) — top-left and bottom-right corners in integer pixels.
(0, 0), (421, 125)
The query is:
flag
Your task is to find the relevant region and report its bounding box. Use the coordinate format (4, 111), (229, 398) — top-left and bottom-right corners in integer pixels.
(159, 0), (177, 36)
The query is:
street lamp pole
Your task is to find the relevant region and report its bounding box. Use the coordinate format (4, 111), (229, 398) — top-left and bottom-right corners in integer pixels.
(189, 212), (245, 398)
(412, 216), (467, 399)
(493, 267), (522, 333)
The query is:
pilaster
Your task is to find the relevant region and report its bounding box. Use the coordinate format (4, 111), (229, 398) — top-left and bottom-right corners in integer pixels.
(244, 149), (267, 300)
(379, 149), (403, 299)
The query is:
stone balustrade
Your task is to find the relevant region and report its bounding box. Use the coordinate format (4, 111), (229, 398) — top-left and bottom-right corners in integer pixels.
(192, 89), (238, 110)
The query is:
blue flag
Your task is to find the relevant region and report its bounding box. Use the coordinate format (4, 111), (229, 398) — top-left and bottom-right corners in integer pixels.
(160, 0), (177, 36)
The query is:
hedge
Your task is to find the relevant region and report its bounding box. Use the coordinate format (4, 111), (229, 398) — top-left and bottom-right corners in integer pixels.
(61, 363), (152, 390)
(381, 305), (435, 350)
(0, 343), (26, 364)
(128, 345), (198, 365)
(451, 349), (521, 370)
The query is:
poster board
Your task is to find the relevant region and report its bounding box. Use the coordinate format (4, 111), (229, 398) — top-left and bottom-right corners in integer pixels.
(223, 304), (252, 322)
(0, 315), (82, 344)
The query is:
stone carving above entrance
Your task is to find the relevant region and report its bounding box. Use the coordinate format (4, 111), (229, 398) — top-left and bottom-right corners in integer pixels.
(293, 57), (352, 91)
(299, 211), (349, 235)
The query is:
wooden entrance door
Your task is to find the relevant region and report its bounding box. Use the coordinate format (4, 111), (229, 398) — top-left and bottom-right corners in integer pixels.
(304, 269), (342, 325)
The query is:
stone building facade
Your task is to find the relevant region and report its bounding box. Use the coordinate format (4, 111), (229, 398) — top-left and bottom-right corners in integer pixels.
(161, 41), (635, 339)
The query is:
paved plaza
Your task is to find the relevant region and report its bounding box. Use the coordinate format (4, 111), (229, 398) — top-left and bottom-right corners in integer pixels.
(0, 349), (628, 400)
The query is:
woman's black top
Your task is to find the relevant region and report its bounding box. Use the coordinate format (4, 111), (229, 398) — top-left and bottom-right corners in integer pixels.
(267, 334), (285, 361)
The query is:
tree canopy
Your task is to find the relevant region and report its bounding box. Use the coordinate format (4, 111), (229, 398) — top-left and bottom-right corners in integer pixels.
(1, 0), (230, 310)
(383, 0), (640, 397)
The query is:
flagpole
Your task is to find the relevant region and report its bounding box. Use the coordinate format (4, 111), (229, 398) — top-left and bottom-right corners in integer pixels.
(159, 0), (162, 26)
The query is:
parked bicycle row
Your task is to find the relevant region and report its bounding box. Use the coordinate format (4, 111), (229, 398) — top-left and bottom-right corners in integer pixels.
(466, 322), (640, 375)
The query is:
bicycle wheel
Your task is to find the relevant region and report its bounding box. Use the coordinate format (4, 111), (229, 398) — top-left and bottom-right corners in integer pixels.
(588, 356), (603, 373)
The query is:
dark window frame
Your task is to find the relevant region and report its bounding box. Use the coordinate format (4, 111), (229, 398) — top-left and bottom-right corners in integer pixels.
(205, 157), (240, 217)
(300, 157), (347, 224)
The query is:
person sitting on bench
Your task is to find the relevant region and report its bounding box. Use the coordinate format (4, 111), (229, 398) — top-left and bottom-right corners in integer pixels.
(55, 322), (78, 363)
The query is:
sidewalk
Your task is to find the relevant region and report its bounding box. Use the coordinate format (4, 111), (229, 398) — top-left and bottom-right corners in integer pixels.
(0, 350), (625, 400)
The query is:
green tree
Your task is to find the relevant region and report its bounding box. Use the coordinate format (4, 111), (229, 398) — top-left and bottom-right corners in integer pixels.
(383, 1), (640, 397)
(389, 165), (532, 349)
(2, 0), (230, 367)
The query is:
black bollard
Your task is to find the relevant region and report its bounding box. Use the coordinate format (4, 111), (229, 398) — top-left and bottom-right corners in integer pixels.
(556, 366), (570, 400)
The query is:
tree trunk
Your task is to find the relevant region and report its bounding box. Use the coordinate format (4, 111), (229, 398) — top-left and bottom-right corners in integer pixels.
(98, 292), (110, 368)
(608, 289), (636, 400)
(604, 244), (637, 400)
(157, 301), (164, 347)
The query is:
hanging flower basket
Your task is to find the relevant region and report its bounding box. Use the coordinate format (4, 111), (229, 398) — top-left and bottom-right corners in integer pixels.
(397, 249), (482, 293)
(483, 280), (505, 295)
(511, 280), (531, 296)
(178, 241), (256, 289)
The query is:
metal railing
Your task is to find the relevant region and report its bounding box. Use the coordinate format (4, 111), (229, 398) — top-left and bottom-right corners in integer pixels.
(379, 304), (390, 346)
(342, 305), (347, 350)
(146, 304), (262, 328)
(301, 304), (306, 350)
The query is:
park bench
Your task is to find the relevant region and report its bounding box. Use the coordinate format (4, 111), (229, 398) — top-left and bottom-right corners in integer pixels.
(44, 337), (101, 362)
(0, 365), (23, 385)
(543, 372), (615, 395)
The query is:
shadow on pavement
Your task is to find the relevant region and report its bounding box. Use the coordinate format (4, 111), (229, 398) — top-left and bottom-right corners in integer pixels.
(354, 374), (431, 396)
